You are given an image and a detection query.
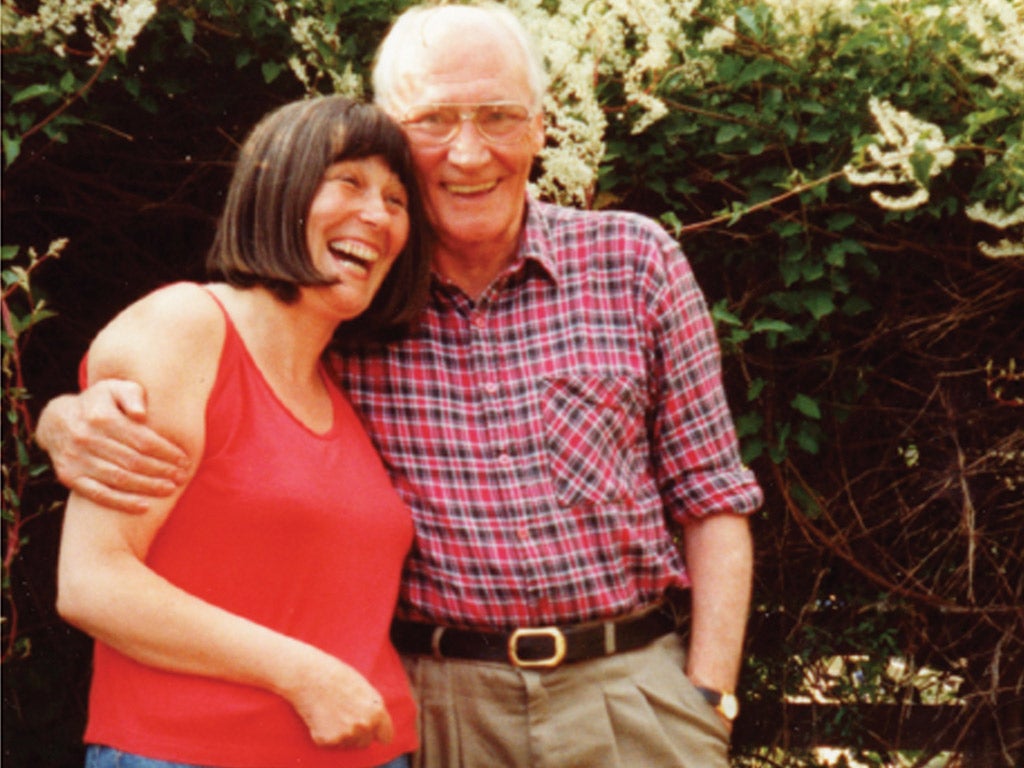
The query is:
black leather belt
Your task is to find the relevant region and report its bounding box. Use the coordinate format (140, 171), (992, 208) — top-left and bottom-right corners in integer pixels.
(391, 599), (684, 670)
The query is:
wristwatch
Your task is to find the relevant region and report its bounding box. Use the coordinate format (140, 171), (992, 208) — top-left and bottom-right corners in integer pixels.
(696, 686), (740, 722)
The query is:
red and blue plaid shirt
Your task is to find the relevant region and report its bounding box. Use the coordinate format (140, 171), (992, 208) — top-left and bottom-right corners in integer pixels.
(331, 198), (762, 631)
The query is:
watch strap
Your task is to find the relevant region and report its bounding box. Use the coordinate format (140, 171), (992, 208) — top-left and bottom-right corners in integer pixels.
(695, 685), (739, 721)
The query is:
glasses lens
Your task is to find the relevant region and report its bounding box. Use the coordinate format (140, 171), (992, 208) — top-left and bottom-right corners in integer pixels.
(404, 104), (531, 144)
(475, 104), (530, 141)
(405, 106), (460, 141)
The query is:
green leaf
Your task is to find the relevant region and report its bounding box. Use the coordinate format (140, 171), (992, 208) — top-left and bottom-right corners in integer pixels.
(747, 377), (766, 401)
(791, 393), (822, 420)
(59, 71), (77, 94)
(122, 77), (141, 99)
(801, 260), (825, 282)
(795, 429), (820, 455)
(802, 291), (836, 319)
(671, 178), (697, 195)
(909, 146), (935, 186)
(16, 436), (32, 465)
(790, 483), (822, 519)
(727, 328), (751, 344)
(826, 212), (858, 232)
(715, 124), (745, 144)
(963, 107), (1007, 139)
(179, 16), (196, 44)
(800, 100), (827, 115)
(741, 438), (765, 464)
(1, 131), (19, 168)
(711, 300), (742, 327)
(772, 220), (805, 239)
(841, 296), (873, 316)
(780, 260), (802, 287)
(736, 7), (762, 37)
(261, 61), (285, 83)
(752, 318), (794, 334)
(735, 411), (764, 437)
(736, 59), (778, 87)
(825, 238), (867, 266)
(779, 117), (799, 142)
(659, 210), (682, 236)
(10, 84), (58, 106)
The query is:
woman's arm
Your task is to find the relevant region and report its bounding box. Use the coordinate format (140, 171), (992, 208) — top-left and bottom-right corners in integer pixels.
(58, 497), (393, 747)
(55, 284), (392, 748)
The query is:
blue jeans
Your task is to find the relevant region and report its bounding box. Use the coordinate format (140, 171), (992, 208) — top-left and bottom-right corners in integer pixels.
(85, 745), (410, 768)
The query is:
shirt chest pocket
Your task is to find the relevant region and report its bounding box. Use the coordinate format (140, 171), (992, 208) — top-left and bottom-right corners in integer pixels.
(541, 375), (646, 508)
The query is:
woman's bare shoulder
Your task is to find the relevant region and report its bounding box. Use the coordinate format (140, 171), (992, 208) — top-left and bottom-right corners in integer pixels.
(87, 283), (227, 453)
(89, 282), (224, 377)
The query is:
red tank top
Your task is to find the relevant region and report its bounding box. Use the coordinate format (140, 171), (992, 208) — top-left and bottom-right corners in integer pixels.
(82, 286), (417, 767)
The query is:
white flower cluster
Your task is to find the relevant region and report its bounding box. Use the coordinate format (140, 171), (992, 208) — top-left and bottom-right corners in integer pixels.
(508, 0), (699, 206)
(966, 201), (1024, 259)
(2, 0), (156, 62)
(699, 15), (736, 53)
(273, 1), (364, 99)
(843, 97), (955, 212)
(760, 0), (867, 40)
(946, 0), (1024, 97)
(110, 0), (155, 56)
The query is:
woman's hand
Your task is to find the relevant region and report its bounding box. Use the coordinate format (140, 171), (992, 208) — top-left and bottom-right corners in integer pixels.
(279, 648), (395, 748)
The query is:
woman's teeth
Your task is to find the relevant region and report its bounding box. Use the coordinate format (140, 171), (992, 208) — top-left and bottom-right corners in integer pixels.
(329, 240), (379, 271)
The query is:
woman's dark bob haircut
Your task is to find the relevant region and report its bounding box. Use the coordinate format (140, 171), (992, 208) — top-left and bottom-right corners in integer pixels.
(207, 95), (431, 340)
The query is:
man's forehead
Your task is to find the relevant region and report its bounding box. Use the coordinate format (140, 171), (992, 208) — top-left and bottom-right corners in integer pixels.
(393, 60), (532, 114)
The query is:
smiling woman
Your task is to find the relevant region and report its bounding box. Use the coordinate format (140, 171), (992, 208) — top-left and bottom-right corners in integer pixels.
(304, 156), (411, 322)
(52, 95), (430, 768)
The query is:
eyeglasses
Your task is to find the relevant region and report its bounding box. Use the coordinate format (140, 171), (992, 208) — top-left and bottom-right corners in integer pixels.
(400, 102), (534, 145)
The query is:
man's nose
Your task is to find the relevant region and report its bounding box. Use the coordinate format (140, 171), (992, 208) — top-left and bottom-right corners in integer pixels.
(447, 118), (491, 165)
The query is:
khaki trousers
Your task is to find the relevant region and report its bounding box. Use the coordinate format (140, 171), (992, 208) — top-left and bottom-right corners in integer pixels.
(402, 633), (731, 768)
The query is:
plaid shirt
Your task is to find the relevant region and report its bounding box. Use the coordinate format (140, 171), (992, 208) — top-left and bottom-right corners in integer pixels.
(331, 198), (762, 631)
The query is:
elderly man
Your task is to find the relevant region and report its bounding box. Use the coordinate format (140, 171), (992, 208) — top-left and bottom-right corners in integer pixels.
(38, 3), (762, 767)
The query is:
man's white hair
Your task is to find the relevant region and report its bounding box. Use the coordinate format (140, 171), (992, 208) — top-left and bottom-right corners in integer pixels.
(372, 2), (548, 115)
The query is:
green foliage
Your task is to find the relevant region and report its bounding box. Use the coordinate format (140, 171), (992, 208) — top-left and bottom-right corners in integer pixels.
(1, 0), (415, 169)
(2, 241), (65, 662)
(594, 0), (1022, 472)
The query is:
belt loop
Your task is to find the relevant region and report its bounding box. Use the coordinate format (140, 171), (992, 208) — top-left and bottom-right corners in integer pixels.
(603, 621), (617, 655)
(431, 626), (445, 660)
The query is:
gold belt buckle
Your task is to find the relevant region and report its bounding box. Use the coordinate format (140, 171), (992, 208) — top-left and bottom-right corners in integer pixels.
(508, 626), (567, 668)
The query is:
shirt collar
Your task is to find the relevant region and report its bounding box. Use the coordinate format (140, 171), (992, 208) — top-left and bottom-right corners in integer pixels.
(428, 196), (561, 301)
(516, 196), (560, 286)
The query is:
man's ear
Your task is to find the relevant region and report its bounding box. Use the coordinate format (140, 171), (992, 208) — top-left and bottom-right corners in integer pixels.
(528, 111), (546, 155)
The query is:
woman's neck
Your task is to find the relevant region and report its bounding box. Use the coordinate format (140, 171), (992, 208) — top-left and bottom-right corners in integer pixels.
(207, 284), (332, 386)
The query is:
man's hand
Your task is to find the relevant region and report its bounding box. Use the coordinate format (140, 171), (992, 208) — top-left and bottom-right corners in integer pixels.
(36, 380), (190, 513)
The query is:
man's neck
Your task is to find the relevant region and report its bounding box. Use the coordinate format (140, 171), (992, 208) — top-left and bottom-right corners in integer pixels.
(433, 242), (519, 302)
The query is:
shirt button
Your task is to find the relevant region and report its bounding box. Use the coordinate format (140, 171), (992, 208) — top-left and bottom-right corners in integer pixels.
(471, 315), (486, 329)
(498, 453), (512, 466)
(517, 527), (530, 541)
(484, 381), (498, 395)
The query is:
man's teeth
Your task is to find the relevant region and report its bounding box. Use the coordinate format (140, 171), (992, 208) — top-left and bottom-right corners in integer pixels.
(447, 181), (497, 195)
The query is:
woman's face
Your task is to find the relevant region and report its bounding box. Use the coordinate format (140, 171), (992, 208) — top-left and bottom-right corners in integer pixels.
(303, 155), (410, 321)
